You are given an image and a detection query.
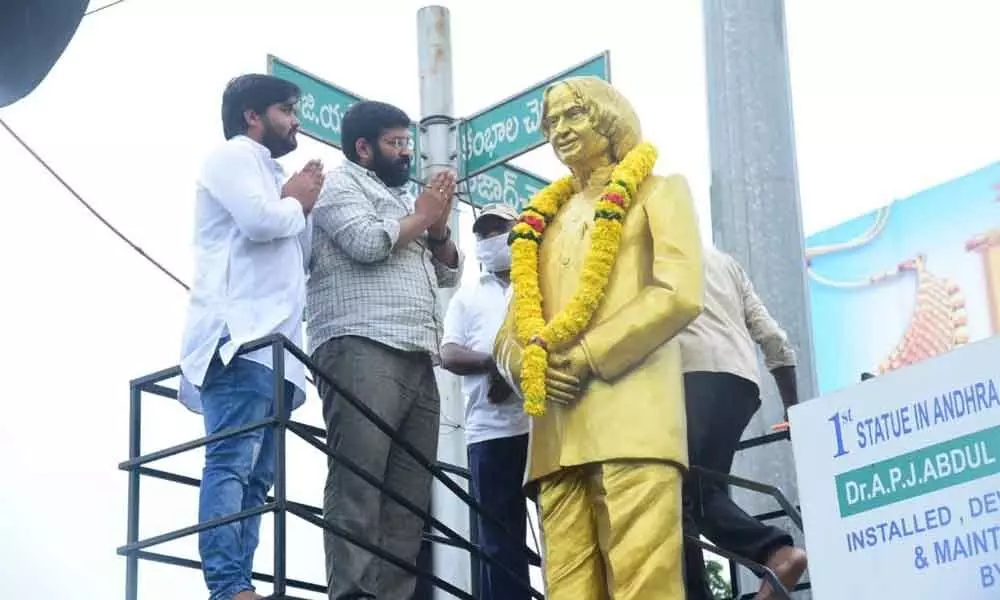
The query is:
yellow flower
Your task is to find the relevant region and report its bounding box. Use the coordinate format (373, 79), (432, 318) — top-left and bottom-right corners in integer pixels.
(520, 345), (548, 416)
(510, 142), (659, 416)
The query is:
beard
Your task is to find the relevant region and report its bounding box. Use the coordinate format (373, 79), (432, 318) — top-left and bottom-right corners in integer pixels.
(372, 145), (411, 188)
(261, 118), (297, 158)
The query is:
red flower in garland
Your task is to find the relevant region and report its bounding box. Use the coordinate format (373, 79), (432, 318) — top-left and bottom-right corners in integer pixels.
(604, 192), (625, 208)
(520, 214), (546, 234)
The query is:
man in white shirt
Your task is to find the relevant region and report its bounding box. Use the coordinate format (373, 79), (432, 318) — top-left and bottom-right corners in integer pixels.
(676, 246), (807, 600)
(441, 203), (531, 600)
(178, 74), (323, 600)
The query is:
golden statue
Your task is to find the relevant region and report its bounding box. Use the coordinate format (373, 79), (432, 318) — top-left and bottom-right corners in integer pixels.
(493, 76), (704, 599)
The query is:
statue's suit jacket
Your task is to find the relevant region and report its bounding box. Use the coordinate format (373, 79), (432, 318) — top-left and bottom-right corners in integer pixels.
(494, 170), (705, 485)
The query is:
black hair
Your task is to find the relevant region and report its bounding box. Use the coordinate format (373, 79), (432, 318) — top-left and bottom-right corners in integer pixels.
(341, 100), (411, 162)
(221, 74), (300, 140)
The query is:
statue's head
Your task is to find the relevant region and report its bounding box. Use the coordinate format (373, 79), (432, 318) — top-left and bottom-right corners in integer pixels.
(541, 76), (641, 171)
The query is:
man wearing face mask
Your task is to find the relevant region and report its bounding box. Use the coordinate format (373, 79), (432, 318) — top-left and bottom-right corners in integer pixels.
(306, 100), (463, 600)
(440, 203), (531, 600)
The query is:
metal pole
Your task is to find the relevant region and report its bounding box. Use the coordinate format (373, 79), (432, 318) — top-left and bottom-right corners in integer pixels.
(125, 384), (142, 600)
(703, 1), (815, 597)
(417, 6), (470, 597)
(271, 340), (288, 597)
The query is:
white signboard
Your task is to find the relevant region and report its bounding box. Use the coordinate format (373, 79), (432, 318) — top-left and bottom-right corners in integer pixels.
(789, 335), (1000, 599)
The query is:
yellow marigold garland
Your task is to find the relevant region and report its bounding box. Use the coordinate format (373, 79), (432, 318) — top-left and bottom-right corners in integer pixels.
(509, 142), (658, 416)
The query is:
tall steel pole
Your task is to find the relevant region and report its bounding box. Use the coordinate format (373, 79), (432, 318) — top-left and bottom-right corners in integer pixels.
(417, 6), (470, 598)
(703, 0), (815, 597)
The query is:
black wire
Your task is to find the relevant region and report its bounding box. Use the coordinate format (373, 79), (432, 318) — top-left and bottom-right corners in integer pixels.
(85, 0), (129, 16)
(0, 117), (191, 291)
(0, 2), (166, 282)
(0, 3), (161, 279)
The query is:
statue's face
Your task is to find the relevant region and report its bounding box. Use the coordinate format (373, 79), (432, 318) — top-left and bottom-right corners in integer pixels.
(544, 84), (609, 168)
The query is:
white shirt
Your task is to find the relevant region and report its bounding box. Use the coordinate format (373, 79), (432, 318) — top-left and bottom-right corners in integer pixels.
(442, 272), (530, 446)
(676, 246), (797, 386)
(178, 135), (311, 413)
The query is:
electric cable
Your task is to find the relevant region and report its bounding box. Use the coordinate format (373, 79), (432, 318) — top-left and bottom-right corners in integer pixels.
(0, 117), (191, 291)
(85, 0), (130, 17)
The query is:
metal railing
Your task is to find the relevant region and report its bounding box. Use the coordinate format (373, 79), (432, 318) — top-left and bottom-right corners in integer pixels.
(118, 333), (542, 600)
(118, 332), (807, 600)
(712, 430), (811, 600)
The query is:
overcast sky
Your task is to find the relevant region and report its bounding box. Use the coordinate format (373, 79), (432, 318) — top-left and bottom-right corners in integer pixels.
(0, 1), (997, 598)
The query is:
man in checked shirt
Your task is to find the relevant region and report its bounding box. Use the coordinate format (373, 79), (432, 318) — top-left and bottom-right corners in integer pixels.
(676, 246), (808, 600)
(305, 100), (463, 600)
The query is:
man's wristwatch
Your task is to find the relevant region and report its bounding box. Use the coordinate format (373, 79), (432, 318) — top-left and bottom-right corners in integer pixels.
(427, 226), (451, 248)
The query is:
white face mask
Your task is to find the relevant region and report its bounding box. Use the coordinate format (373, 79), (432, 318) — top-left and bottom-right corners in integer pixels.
(475, 233), (512, 273)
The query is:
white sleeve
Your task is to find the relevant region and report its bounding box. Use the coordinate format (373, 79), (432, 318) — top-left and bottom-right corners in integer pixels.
(199, 143), (305, 242)
(441, 289), (468, 347)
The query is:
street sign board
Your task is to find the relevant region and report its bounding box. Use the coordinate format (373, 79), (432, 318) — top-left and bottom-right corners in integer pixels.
(463, 164), (550, 210)
(460, 52), (610, 178)
(267, 55), (420, 181)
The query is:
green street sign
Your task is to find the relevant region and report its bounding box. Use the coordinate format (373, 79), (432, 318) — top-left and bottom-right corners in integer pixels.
(460, 52), (610, 178)
(463, 164), (550, 210)
(267, 55), (420, 181)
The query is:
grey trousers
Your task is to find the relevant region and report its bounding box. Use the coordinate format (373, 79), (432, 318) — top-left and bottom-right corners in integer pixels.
(313, 335), (441, 600)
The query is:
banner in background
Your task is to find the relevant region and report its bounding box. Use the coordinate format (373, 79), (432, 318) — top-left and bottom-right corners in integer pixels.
(805, 162), (1000, 394)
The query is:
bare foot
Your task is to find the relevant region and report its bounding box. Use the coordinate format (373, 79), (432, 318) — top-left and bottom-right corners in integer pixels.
(756, 546), (807, 599)
(232, 591), (264, 600)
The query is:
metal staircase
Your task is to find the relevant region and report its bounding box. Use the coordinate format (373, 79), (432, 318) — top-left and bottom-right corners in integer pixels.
(710, 431), (811, 600)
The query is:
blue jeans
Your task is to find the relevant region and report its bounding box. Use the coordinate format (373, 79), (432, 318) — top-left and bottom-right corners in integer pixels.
(198, 348), (292, 600)
(468, 433), (531, 600)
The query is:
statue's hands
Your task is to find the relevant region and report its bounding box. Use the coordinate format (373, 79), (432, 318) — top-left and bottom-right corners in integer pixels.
(545, 345), (592, 406)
